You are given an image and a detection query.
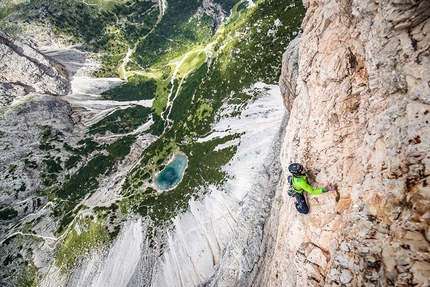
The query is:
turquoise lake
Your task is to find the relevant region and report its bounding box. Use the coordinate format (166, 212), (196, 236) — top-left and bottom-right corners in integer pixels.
(155, 153), (188, 191)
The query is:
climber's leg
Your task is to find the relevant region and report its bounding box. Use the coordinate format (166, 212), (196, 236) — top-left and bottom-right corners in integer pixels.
(295, 193), (309, 214)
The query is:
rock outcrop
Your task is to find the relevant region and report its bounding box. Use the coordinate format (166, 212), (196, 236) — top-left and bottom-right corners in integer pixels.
(0, 32), (70, 106)
(261, 0), (430, 286)
(0, 32), (74, 231)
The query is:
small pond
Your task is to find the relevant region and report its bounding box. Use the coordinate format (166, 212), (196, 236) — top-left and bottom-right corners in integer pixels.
(154, 153), (188, 191)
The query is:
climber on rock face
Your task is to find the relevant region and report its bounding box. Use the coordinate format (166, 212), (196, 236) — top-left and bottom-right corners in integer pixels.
(288, 163), (336, 214)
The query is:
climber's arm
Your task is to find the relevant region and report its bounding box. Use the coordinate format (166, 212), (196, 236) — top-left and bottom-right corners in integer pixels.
(296, 179), (327, 195)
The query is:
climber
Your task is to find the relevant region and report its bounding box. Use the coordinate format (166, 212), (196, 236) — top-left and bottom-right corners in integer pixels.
(288, 163), (336, 214)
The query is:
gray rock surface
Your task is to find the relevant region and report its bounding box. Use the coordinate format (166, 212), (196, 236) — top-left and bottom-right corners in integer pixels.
(0, 32), (70, 106)
(0, 32), (76, 285)
(202, 116), (287, 287)
(0, 94), (74, 220)
(279, 35), (300, 113)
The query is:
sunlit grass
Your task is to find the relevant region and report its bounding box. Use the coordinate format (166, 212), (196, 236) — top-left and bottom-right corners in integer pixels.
(130, 70), (163, 80)
(152, 78), (171, 115)
(150, 45), (210, 115)
(86, 0), (125, 10)
(0, 1), (18, 19)
(177, 50), (207, 77)
(55, 217), (110, 273)
(216, 0), (253, 35)
(194, 100), (213, 122)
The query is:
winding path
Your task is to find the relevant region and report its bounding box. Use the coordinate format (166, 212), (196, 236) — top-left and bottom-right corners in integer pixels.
(118, 0), (167, 80)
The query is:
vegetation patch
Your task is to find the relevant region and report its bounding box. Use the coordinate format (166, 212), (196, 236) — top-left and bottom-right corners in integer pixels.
(89, 106), (152, 135)
(55, 217), (110, 272)
(101, 75), (157, 101)
(133, 13), (211, 68)
(57, 137), (134, 203)
(76, 138), (100, 156)
(64, 154), (82, 170)
(23, 157), (38, 169)
(40, 156), (63, 187)
(148, 113), (165, 136)
(0, 208), (18, 220)
(55, 135), (136, 233)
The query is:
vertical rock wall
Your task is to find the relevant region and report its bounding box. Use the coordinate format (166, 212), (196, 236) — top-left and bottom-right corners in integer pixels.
(261, 0), (430, 286)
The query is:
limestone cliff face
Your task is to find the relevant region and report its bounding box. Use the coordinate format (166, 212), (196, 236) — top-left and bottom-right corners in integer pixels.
(0, 32), (70, 106)
(264, 0), (430, 286)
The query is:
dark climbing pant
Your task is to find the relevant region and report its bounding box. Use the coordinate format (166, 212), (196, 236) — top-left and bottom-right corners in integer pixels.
(295, 193), (309, 214)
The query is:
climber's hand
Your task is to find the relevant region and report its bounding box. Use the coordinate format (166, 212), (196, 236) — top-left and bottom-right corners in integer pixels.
(310, 169), (320, 176)
(326, 184), (337, 191)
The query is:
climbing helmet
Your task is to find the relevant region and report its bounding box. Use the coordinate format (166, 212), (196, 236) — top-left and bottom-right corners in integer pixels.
(288, 163), (303, 176)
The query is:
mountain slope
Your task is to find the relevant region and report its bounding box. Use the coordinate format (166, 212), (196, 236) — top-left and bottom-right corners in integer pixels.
(0, 0), (305, 285)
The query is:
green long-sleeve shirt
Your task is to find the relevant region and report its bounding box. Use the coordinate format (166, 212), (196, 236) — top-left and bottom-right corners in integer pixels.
(292, 175), (327, 195)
